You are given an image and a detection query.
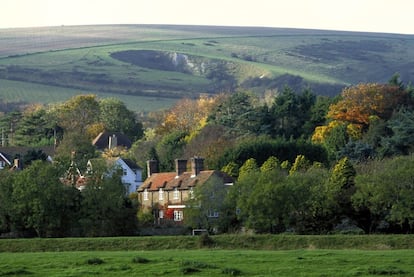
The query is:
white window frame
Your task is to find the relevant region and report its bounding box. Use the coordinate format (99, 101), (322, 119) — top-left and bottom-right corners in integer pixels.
(189, 187), (194, 199)
(174, 210), (183, 221)
(143, 189), (148, 201)
(208, 210), (219, 218)
(173, 188), (179, 200)
(159, 210), (164, 219)
(159, 188), (164, 201)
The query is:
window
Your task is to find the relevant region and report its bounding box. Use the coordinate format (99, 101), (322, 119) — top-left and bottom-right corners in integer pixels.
(159, 210), (164, 219)
(0, 161), (4, 169)
(189, 187), (194, 199)
(143, 189), (148, 201)
(174, 210), (183, 221)
(173, 188), (179, 200)
(159, 188), (164, 201)
(208, 210), (219, 218)
(123, 168), (128, 176)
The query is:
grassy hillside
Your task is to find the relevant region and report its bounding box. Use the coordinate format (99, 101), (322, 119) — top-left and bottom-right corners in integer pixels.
(0, 25), (413, 112)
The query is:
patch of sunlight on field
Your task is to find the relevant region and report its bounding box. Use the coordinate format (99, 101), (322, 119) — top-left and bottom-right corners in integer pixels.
(0, 79), (175, 112)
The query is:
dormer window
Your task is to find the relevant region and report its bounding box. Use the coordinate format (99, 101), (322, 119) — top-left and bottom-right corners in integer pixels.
(173, 188), (179, 200)
(143, 188), (149, 201)
(159, 188), (164, 201)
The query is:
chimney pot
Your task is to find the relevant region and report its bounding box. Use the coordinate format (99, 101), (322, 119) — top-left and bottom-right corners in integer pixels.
(191, 156), (204, 177)
(147, 159), (159, 177)
(13, 158), (21, 170)
(109, 134), (117, 149)
(175, 159), (187, 176)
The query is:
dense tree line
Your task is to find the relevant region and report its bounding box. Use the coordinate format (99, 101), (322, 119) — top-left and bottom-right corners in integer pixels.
(1, 74), (414, 236)
(0, 161), (137, 237)
(210, 154), (414, 234)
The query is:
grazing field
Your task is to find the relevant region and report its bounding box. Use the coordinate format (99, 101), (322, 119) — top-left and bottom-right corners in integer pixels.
(1, 25), (413, 112)
(0, 79), (175, 112)
(1, 249), (414, 277)
(1, 235), (414, 276)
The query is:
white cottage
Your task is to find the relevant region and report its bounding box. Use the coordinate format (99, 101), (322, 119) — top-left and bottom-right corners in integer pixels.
(115, 158), (143, 194)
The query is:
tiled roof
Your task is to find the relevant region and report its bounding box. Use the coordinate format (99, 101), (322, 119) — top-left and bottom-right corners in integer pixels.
(138, 170), (233, 192)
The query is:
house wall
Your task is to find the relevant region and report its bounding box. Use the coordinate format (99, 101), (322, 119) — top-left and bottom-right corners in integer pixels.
(139, 188), (195, 223)
(140, 189), (187, 208)
(115, 159), (142, 194)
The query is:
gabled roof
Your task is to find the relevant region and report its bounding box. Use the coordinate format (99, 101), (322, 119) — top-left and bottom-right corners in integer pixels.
(138, 170), (233, 192)
(0, 146), (55, 167)
(0, 146), (55, 158)
(0, 151), (12, 165)
(120, 158), (142, 170)
(92, 132), (132, 150)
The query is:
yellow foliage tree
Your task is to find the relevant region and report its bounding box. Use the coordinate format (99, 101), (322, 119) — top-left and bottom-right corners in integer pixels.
(157, 95), (217, 135)
(312, 83), (408, 143)
(327, 83), (407, 126)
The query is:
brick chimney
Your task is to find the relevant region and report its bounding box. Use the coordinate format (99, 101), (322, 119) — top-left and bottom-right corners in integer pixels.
(13, 158), (21, 170)
(191, 156), (204, 177)
(175, 159), (187, 177)
(108, 134), (118, 149)
(147, 159), (159, 177)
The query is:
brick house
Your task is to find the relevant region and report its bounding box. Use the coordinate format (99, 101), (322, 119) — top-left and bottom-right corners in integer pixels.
(137, 157), (233, 224)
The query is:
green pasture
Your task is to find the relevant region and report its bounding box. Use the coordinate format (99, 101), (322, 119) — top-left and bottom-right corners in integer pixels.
(0, 25), (413, 110)
(1, 235), (414, 276)
(0, 79), (175, 112)
(1, 249), (413, 277)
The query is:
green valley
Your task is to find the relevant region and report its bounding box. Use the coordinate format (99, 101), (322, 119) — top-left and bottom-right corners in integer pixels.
(0, 25), (413, 112)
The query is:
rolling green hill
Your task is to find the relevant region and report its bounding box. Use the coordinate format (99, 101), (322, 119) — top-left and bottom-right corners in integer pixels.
(0, 24), (413, 112)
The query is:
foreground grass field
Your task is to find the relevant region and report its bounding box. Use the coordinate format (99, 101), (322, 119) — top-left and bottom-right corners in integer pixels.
(1, 235), (414, 276)
(1, 249), (414, 277)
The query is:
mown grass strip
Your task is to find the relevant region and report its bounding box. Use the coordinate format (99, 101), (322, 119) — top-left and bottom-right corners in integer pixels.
(1, 234), (414, 253)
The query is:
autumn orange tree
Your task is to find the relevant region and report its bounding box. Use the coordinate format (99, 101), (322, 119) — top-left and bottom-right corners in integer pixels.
(156, 96), (217, 135)
(313, 83), (409, 143)
(327, 83), (408, 126)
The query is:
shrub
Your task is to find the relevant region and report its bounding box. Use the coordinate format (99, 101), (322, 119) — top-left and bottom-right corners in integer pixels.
(180, 267), (200, 274)
(86, 257), (104, 265)
(198, 233), (214, 248)
(132, 256), (150, 264)
(222, 267), (242, 276)
(137, 210), (154, 226)
(180, 260), (216, 269)
(368, 266), (405, 275)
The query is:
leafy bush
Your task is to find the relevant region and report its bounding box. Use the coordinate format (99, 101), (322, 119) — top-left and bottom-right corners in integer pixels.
(198, 233), (214, 248)
(180, 267), (200, 274)
(222, 267), (242, 276)
(132, 256), (150, 264)
(86, 257), (104, 265)
(368, 266), (405, 275)
(137, 210), (154, 226)
(180, 260), (216, 269)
